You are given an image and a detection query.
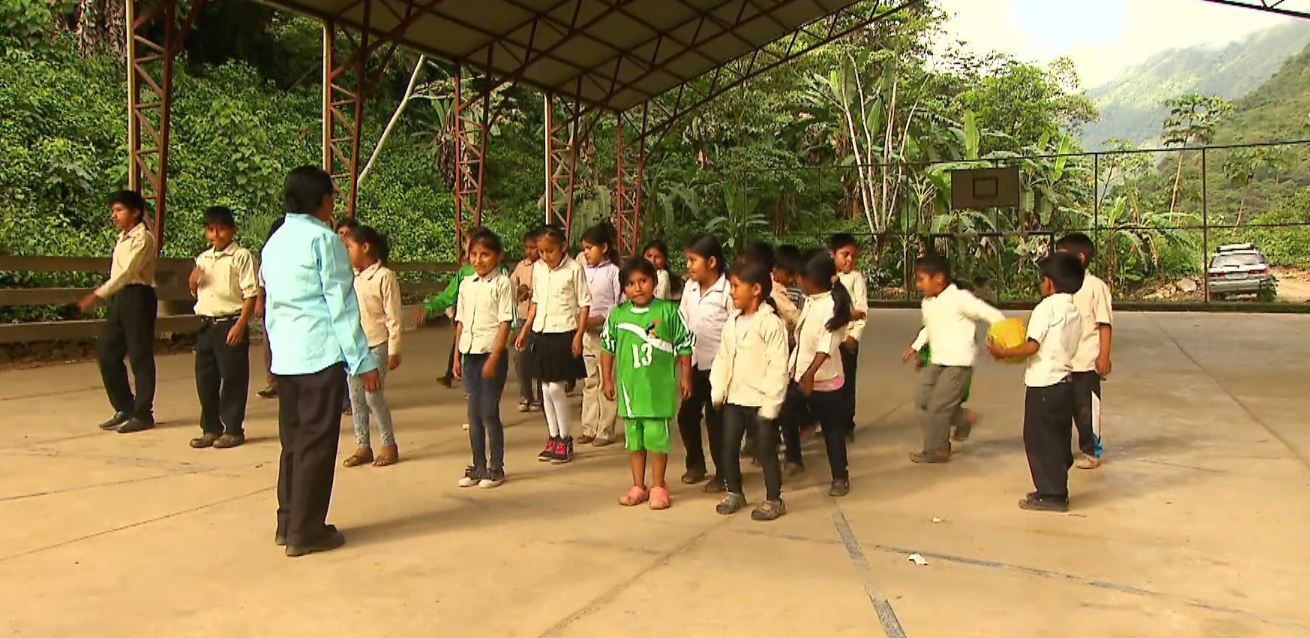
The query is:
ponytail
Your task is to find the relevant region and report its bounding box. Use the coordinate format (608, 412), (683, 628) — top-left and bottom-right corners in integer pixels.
(800, 251), (851, 331)
(827, 280), (853, 332)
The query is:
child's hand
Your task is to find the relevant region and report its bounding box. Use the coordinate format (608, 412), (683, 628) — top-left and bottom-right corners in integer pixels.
(800, 372), (815, 397)
(572, 333), (584, 357)
(515, 333), (527, 351)
(360, 369), (381, 392)
(986, 339), (1007, 359)
(603, 378), (616, 401)
(713, 399), (725, 411)
(1095, 353), (1112, 377)
(902, 346), (916, 364)
(482, 353), (498, 379)
(189, 267), (205, 292)
(843, 335), (858, 351)
(76, 293), (100, 313)
(388, 354), (401, 370)
(679, 374), (692, 399)
(410, 306), (426, 327)
(452, 355), (463, 380)
(517, 284), (531, 302)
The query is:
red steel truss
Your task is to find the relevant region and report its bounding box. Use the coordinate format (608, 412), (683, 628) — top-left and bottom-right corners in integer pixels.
(453, 62), (493, 252)
(125, 0), (202, 246)
(614, 106), (648, 257)
(542, 94), (584, 233)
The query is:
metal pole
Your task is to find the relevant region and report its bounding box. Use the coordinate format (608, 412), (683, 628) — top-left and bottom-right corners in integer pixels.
(1092, 152), (1099, 280)
(321, 22), (332, 172)
(543, 94), (552, 224)
(1202, 148), (1210, 303)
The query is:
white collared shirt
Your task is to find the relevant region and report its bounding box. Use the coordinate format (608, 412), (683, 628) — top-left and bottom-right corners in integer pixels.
(530, 256), (592, 334)
(456, 270), (515, 354)
(1024, 293), (1081, 387)
(788, 291), (845, 383)
(679, 274), (732, 370)
(837, 270), (869, 341)
(194, 242), (258, 317)
(353, 262), (403, 353)
(96, 222), (157, 299)
(585, 260), (623, 319)
(911, 284), (1006, 367)
(1071, 273), (1113, 372)
(709, 304), (790, 419)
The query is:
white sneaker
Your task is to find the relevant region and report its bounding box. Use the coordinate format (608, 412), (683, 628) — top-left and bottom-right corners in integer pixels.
(458, 466), (481, 487)
(479, 470), (505, 489)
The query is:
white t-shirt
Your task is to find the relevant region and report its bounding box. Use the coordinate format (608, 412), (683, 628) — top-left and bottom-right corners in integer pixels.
(1070, 273), (1113, 372)
(1024, 293), (1081, 388)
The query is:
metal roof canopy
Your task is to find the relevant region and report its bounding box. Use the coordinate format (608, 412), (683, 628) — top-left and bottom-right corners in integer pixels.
(257, 0), (899, 114)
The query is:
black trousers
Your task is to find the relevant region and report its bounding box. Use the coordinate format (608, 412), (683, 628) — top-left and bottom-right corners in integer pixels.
(195, 317), (250, 436)
(840, 342), (859, 435)
(516, 327), (542, 404)
(1071, 371), (1103, 457)
(722, 404), (782, 501)
(677, 368), (723, 477)
(97, 284), (157, 420)
(276, 363), (346, 546)
(779, 384), (809, 465)
(1024, 381), (1076, 500)
(442, 332), (457, 381)
(778, 383), (849, 480)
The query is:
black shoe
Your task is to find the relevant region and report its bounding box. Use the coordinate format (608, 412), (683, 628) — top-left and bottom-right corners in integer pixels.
(828, 478), (850, 497)
(1018, 493), (1069, 512)
(190, 432), (220, 448)
(285, 525), (345, 557)
(257, 386), (279, 399)
(274, 533), (287, 547)
(437, 376), (453, 388)
(98, 412), (130, 431)
(538, 436), (559, 462)
(845, 428), (856, 443)
(213, 433), (245, 449)
(116, 417), (155, 434)
(551, 436), (575, 464)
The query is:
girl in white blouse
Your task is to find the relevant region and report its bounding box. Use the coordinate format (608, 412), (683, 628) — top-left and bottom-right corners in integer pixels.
(677, 234), (733, 490)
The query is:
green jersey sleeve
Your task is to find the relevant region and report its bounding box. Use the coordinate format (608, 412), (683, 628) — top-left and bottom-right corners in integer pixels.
(665, 302), (695, 356)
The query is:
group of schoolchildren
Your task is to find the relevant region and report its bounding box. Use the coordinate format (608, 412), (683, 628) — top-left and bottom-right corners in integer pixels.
(87, 188), (1113, 518)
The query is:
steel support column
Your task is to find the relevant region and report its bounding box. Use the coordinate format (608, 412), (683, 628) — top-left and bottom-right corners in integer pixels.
(453, 62), (492, 252)
(543, 93), (583, 234)
(126, 0), (201, 247)
(614, 106), (648, 257)
(322, 3), (372, 217)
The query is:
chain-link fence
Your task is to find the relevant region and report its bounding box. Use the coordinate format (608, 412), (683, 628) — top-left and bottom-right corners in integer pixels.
(757, 140), (1310, 307)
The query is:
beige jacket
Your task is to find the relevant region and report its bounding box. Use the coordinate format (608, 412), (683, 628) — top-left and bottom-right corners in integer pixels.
(709, 304), (790, 420)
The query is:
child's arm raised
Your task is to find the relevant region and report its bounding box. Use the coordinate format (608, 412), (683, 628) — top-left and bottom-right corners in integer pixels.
(960, 288), (1006, 325)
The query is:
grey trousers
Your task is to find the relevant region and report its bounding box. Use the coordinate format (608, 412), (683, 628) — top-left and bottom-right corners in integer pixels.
(916, 364), (972, 455)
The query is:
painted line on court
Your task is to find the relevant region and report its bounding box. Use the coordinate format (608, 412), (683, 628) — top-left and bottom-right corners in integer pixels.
(1143, 313), (1310, 471)
(833, 510), (909, 638)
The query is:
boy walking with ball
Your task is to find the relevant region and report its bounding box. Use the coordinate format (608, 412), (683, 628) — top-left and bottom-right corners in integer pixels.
(987, 253), (1084, 512)
(1055, 233), (1113, 469)
(602, 257), (694, 510)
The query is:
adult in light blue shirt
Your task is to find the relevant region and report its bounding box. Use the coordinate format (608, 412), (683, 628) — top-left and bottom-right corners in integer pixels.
(262, 166), (378, 558)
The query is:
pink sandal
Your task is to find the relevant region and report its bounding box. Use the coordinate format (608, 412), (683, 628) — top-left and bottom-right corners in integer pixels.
(649, 486), (672, 510)
(619, 485), (649, 506)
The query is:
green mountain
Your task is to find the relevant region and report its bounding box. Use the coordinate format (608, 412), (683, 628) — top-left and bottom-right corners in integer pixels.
(1080, 21), (1310, 149)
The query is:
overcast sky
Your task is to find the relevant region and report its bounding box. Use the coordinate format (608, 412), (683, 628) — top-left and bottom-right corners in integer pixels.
(937, 0), (1299, 88)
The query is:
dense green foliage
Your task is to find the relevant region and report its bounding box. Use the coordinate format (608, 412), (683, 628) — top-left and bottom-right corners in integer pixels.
(4, 0), (1310, 322)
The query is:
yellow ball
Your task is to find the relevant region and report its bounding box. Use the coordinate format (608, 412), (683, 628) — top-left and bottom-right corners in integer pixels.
(987, 318), (1028, 365)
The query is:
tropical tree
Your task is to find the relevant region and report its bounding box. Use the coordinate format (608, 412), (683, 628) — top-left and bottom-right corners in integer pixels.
(1161, 93), (1233, 214)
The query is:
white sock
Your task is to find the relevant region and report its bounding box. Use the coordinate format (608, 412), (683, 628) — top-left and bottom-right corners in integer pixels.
(544, 382), (570, 438)
(543, 382), (565, 437)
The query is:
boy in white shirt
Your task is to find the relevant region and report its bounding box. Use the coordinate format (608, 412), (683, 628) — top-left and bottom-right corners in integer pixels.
(902, 255), (1005, 463)
(1056, 233), (1113, 470)
(830, 233), (868, 443)
(987, 253), (1085, 512)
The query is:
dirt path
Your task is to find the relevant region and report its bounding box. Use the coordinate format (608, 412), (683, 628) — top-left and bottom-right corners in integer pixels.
(1274, 267), (1310, 303)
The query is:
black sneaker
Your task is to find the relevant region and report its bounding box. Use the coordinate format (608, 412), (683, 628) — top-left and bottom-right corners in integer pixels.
(479, 467), (506, 488)
(285, 525), (345, 558)
(1018, 492), (1069, 512)
(828, 478), (850, 497)
(538, 437), (558, 462)
(116, 417), (155, 434)
(551, 437), (575, 464)
(98, 412), (130, 431)
(213, 433), (245, 449)
(458, 465), (484, 487)
(190, 432), (220, 448)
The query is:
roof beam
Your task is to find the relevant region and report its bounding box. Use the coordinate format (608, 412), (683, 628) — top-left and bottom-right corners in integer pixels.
(1193, 0), (1310, 19)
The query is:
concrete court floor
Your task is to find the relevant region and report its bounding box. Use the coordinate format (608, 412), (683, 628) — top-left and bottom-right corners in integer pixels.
(2, 310), (1309, 638)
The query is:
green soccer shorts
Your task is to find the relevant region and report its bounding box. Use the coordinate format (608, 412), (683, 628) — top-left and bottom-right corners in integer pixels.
(625, 418), (671, 454)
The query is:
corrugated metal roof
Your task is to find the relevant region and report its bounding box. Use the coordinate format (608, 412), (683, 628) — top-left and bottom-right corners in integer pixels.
(257, 0), (872, 112)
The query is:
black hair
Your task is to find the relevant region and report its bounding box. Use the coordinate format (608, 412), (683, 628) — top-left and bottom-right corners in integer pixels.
(536, 224), (567, 247)
(265, 215), (286, 243)
(346, 225), (390, 265)
(686, 234), (727, 277)
(202, 206), (236, 229)
(775, 244), (801, 275)
(620, 255), (658, 289)
(336, 216), (359, 232)
(469, 228), (504, 254)
(741, 240), (776, 271)
(581, 222), (621, 265)
(800, 252), (853, 332)
(283, 166), (335, 216)
(732, 260), (777, 313)
(914, 254), (951, 280)
(642, 238), (669, 264)
(1039, 252), (1085, 295)
(108, 190), (147, 220)
(1055, 232), (1095, 264)
(828, 233), (858, 252)
(522, 228), (540, 243)
(800, 246), (827, 264)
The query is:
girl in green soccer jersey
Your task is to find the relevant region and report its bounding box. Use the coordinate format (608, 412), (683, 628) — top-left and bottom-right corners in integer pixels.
(601, 257), (694, 511)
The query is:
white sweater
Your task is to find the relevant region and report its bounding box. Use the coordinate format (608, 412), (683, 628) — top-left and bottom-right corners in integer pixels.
(710, 304), (790, 419)
(911, 284), (1005, 367)
(788, 291), (845, 384)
